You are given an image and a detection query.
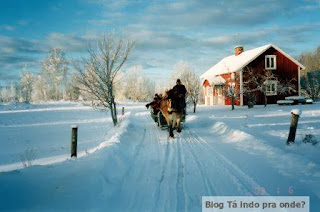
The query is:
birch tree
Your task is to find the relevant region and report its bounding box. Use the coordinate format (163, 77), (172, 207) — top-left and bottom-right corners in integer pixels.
(74, 33), (135, 126)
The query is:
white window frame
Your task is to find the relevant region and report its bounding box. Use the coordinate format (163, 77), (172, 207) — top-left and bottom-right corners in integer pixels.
(265, 55), (277, 70)
(264, 80), (277, 96)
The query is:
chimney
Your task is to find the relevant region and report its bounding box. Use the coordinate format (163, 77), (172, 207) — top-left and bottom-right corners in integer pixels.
(234, 45), (244, 56)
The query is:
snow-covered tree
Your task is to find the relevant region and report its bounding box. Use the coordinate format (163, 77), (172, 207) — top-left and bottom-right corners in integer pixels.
(19, 66), (34, 102)
(74, 33), (135, 126)
(0, 83), (17, 102)
(65, 73), (81, 101)
(41, 48), (68, 100)
(31, 75), (47, 101)
(124, 65), (155, 101)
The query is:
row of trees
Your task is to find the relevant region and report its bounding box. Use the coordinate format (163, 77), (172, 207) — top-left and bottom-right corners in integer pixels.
(1, 33), (203, 126)
(0, 49), (69, 103)
(0, 43), (155, 107)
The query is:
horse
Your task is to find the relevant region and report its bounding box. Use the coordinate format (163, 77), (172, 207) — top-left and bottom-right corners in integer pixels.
(159, 90), (183, 138)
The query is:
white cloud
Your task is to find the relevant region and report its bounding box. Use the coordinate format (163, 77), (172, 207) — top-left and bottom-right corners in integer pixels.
(1, 25), (15, 31)
(88, 19), (111, 25)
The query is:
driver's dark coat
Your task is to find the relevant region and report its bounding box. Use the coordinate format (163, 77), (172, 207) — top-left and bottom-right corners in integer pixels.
(172, 84), (187, 98)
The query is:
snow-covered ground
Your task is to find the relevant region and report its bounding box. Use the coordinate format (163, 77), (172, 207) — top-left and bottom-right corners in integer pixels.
(0, 102), (319, 211)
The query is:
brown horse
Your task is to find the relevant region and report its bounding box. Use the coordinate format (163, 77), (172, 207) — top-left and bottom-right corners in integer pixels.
(159, 91), (183, 138)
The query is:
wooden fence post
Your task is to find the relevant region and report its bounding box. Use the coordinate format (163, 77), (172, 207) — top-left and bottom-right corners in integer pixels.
(287, 109), (301, 145)
(71, 125), (78, 157)
(122, 107), (124, 116)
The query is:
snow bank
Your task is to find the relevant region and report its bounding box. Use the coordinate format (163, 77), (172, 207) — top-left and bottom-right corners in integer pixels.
(209, 119), (320, 198)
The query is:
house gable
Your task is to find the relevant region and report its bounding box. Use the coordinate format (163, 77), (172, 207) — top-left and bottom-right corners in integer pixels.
(200, 44), (305, 85)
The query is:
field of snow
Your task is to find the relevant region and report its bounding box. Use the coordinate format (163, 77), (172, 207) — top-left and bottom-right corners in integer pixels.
(0, 102), (116, 171)
(0, 102), (319, 211)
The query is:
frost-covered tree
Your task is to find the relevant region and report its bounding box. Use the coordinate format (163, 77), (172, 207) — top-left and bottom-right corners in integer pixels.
(0, 87), (10, 102)
(124, 65), (155, 101)
(19, 66), (34, 102)
(31, 75), (47, 101)
(74, 33), (135, 126)
(171, 61), (201, 113)
(113, 71), (126, 101)
(41, 48), (68, 100)
(0, 83), (17, 102)
(65, 73), (81, 101)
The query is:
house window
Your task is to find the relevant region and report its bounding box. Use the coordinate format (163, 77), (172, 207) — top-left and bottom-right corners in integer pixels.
(265, 55), (277, 70)
(264, 80), (277, 96)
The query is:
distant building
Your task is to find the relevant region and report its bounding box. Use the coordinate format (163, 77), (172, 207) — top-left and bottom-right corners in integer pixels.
(200, 44), (305, 106)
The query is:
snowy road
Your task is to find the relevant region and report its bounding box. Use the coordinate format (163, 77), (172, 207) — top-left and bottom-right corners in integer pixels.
(106, 113), (260, 211)
(0, 103), (319, 211)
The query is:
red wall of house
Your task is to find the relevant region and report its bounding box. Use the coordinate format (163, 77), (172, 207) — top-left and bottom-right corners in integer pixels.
(243, 47), (300, 105)
(218, 73), (241, 106)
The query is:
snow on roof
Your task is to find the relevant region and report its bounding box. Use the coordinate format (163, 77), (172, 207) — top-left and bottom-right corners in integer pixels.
(200, 44), (305, 84)
(202, 75), (226, 86)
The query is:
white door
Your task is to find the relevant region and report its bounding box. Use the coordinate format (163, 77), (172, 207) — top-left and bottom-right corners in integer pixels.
(206, 87), (213, 106)
(216, 86), (225, 105)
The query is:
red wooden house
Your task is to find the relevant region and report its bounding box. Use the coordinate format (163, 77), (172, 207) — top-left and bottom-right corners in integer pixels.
(200, 44), (305, 106)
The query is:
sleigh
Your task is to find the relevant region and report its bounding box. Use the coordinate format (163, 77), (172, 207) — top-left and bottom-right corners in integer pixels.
(150, 108), (186, 128)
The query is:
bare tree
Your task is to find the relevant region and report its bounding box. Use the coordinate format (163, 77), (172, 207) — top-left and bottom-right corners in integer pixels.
(224, 73), (239, 110)
(299, 46), (320, 75)
(74, 33), (135, 126)
(243, 67), (296, 107)
(301, 71), (320, 100)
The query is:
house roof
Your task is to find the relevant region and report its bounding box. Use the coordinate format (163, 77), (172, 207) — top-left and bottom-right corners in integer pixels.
(200, 44), (305, 84)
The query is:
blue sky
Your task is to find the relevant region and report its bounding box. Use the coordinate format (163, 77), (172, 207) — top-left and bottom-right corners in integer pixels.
(1, 0), (320, 85)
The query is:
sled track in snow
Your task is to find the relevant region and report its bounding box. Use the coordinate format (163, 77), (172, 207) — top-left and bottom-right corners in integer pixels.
(183, 126), (266, 196)
(176, 136), (187, 212)
(146, 114), (188, 211)
(183, 130), (217, 195)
